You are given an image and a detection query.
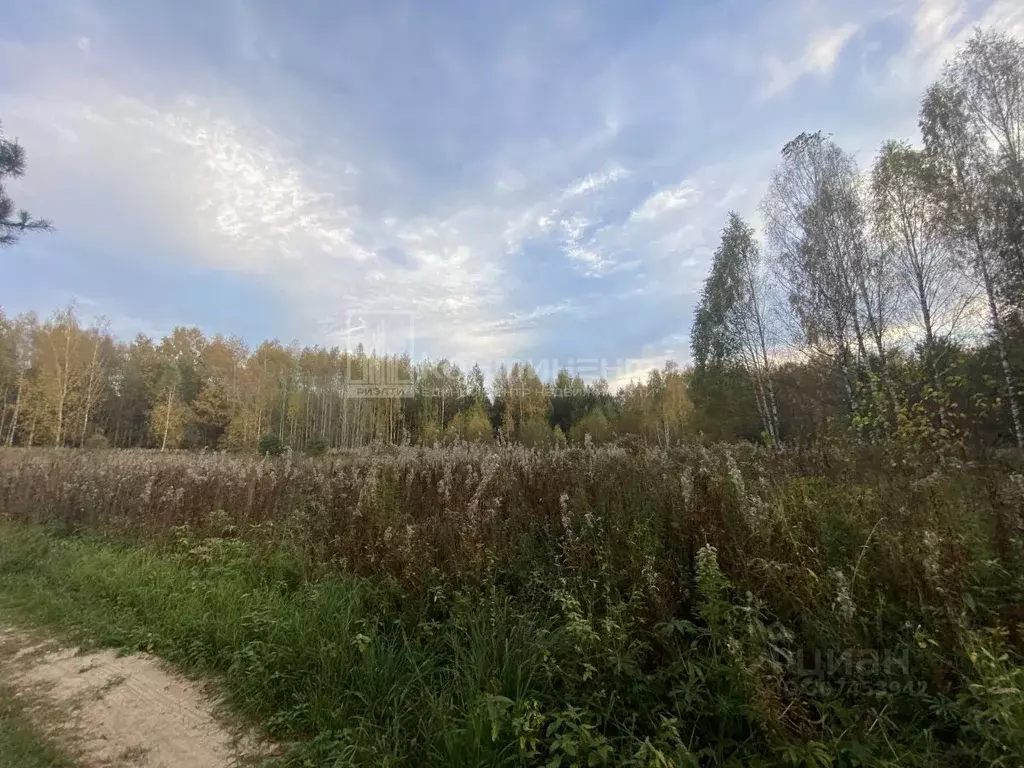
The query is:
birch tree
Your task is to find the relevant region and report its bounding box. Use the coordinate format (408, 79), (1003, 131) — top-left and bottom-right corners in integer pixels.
(948, 31), (1024, 329)
(762, 132), (865, 414)
(871, 140), (972, 390)
(78, 321), (111, 444)
(950, 31), (1024, 199)
(691, 212), (779, 443)
(151, 362), (184, 451)
(921, 78), (1024, 446)
(35, 306), (83, 447)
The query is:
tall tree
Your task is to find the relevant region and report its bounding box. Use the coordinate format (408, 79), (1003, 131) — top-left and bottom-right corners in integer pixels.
(947, 31), (1024, 333)
(763, 132), (865, 413)
(35, 306), (81, 446)
(78, 321), (111, 445)
(0, 310), (23, 444)
(692, 212), (779, 443)
(921, 55), (1024, 446)
(616, 364), (694, 446)
(151, 362), (184, 451)
(950, 30), (1024, 199)
(871, 140), (972, 392)
(499, 362), (548, 440)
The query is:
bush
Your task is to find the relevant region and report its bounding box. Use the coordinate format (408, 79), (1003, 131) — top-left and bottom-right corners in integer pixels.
(570, 407), (612, 444)
(552, 424), (567, 448)
(305, 435), (329, 456)
(82, 432), (110, 450)
(518, 417), (554, 447)
(459, 403), (493, 442)
(418, 420), (441, 446)
(257, 434), (283, 456)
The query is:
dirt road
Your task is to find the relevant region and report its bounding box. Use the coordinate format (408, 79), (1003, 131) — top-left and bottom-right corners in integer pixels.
(1, 627), (260, 767)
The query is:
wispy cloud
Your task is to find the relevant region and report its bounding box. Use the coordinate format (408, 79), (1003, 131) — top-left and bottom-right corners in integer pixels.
(561, 164), (629, 199)
(759, 22), (861, 101)
(889, 0), (1024, 85)
(629, 182), (701, 222)
(2, 0), (1020, 377)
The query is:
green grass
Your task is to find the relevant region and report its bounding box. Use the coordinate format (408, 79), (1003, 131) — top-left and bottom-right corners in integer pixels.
(0, 524), (564, 766)
(0, 677), (76, 768)
(1, 506), (1022, 767)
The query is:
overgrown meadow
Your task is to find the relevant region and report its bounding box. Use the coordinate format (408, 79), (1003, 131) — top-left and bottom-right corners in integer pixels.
(1, 441), (1023, 766)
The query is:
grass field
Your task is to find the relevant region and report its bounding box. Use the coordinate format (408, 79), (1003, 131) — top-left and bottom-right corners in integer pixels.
(1, 443), (1023, 766)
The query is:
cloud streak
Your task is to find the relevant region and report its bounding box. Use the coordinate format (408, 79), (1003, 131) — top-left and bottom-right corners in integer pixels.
(1, 0), (1020, 377)
(759, 22), (861, 101)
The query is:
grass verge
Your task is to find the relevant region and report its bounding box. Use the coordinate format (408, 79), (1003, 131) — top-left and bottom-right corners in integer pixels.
(0, 637), (77, 768)
(0, 523), (560, 766)
(0, 683), (75, 768)
(2, 519), (1023, 767)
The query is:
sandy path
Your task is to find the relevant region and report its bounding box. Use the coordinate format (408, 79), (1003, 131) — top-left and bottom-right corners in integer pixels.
(1, 629), (262, 767)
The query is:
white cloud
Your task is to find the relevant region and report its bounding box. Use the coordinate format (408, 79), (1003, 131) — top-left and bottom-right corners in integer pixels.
(605, 356), (667, 392)
(882, 0), (969, 89)
(605, 331), (691, 392)
(759, 22), (861, 100)
(9, 0), (1020, 377)
(978, 0), (1024, 37)
(874, 0), (1024, 115)
(496, 169), (527, 192)
(473, 300), (577, 335)
(913, 0), (966, 50)
(629, 182), (701, 222)
(561, 164), (629, 199)
(491, 161), (632, 277)
(559, 214), (613, 276)
(6, 84), (521, 362)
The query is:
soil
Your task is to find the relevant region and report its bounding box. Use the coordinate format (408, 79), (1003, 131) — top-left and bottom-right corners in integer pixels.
(1, 627), (262, 767)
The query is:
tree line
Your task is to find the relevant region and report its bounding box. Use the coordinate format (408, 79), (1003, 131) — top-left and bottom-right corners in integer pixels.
(0, 306), (698, 451)
(691, 28), (1024, 452)
(3, 29), (1024, 454)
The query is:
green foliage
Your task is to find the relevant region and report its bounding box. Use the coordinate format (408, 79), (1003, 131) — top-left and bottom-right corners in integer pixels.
(0, 680), (75, 768)
(0, 441), (1023, 765)
(519, 417), (555, 447)
(304, 434), (329, 456)
(569, 407), (612, 445)
(419, 419), (442, 445)
(258, 434), (284, 456)
(953, 628), (1024, 765)
(552, 424), (567, 449)
(0, 121), (52, 247)
(446, 401), (494, 443)
(691, 213), (758, 372)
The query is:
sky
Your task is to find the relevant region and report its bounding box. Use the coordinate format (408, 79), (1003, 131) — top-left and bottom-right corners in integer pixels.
(2, 0), (1023, 388)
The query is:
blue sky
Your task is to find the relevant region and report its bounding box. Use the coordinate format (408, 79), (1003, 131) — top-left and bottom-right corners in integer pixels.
(2, 0), (1022, 386)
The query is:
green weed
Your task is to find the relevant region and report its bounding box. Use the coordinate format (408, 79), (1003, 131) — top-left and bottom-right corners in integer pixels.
(0, 442), (1022, 765)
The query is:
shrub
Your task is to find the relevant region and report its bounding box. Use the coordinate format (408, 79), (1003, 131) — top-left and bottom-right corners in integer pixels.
(570, 407), (612, 444)
(305, 435), (329, 456)
(519, 417), (554, 447)
(257, 434), (284, 456)
(82, 432), (110, 450)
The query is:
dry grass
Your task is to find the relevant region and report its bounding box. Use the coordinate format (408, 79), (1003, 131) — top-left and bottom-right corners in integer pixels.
(0, 443), (1022, 765)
